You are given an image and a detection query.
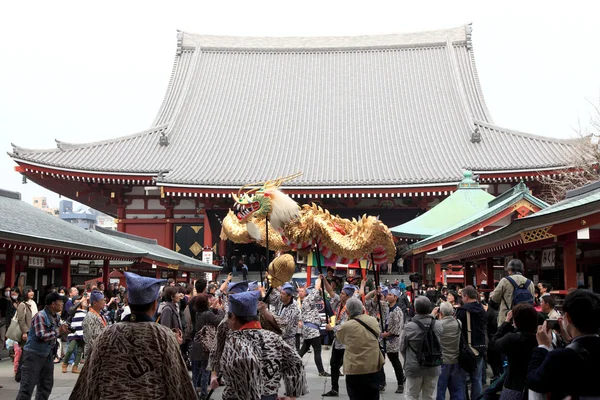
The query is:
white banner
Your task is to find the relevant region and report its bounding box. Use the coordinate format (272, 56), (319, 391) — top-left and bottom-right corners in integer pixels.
(202, 251), (213, 265)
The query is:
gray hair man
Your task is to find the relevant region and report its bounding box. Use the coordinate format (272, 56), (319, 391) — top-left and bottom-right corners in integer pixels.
(433, 301), (465, 400)
(336, 297), (385, 400)
(490, 259), (535, 326)
(400, 296), (443, 400)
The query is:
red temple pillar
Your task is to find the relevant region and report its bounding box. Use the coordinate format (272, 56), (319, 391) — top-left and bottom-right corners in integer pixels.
(564, 241), (578, 290)
(62, 255), (71, 288)
(155, 269), (161, 279)
(103, 259), (110, 288)
(117, 204), (126, 233)
(464, 263), (474, 287)
(218, 240), (226, 258)
(485, 257), (495, 290)
(203, 211), (212, 250)
(6, 248), (16, 288)
(435, 263), (442, 284)
(306, 266), (311, 286)
(164, 205), (174, 250)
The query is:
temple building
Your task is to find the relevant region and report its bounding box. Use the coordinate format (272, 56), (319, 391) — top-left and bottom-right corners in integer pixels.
(429, 180), (600, 292)
(9, 25), (580, 268)
(392, 171), (548, 286)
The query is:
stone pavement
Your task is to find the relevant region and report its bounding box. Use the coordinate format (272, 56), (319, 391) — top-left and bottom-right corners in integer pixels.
(0, 348), (407, 399)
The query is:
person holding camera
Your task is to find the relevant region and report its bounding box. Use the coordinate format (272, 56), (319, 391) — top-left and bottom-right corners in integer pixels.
(527, 289), (600, 399)
(491, 303), (538, 400)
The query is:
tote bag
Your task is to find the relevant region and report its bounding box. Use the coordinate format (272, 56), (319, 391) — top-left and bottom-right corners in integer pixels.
(6, 315), (22, 342)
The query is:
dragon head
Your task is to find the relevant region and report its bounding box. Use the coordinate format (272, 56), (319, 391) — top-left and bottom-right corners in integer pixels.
(231, 172), (302, 223)
(232, 189), (272, 222)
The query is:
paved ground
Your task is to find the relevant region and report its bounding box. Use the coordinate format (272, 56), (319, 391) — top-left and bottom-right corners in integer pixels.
(0, 347), (408, 399)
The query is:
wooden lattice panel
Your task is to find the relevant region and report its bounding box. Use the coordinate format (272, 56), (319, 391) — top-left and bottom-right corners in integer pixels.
(520, 226), (555, 243)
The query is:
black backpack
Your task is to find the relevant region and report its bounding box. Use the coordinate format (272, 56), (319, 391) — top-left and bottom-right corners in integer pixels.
(506, 276), (534, 307)
(411, 318), (443, 367)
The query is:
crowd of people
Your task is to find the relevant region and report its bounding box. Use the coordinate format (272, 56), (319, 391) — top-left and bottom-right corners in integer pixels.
(1, 256), (599, 400)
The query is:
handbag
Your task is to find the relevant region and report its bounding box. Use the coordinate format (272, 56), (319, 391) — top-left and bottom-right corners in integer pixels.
(457, 313), (478, 373)
(6, 314), (22, 342)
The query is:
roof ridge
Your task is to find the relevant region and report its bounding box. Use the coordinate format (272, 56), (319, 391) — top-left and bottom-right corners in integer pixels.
(12, 123), (169, 155)
(487, 182), (527, 207)
(180, 25), (470, 51)
(474, 120), (579, 144)
(0, 189), (21, 200)
(96, 226), (158, 245)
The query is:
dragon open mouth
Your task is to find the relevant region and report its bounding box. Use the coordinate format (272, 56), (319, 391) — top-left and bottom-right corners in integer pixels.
(235, 201), (260, 221)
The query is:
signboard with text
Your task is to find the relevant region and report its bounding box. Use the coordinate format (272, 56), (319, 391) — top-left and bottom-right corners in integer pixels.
(28, 256), (45, 269)
(541, 248), (556, 268)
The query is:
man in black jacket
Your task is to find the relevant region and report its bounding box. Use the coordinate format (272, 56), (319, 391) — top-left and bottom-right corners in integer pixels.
(455, 285), (488, 400)
(527, 289), (600, 400)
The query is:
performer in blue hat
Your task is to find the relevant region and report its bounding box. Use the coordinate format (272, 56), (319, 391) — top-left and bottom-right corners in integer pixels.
(211, 291), (308, 400)
(365, 285), (406, 393)
(70, 272), (196, 400)
(297, 278), (330, 377)
(322, 276), (364, 397)
(209, 279), (287, 388)
(264, 282), (300, 348)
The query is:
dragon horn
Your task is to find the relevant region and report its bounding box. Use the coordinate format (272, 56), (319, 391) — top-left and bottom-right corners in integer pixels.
(231, 193), (240, 202)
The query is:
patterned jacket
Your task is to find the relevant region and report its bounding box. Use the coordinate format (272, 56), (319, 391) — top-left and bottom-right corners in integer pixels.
(71, 320), (196, 400)
(299, 290), (323, 340)
(220, 328), (308, 400)
(331, 292), (363, 350)
(268, 289), (300, 348)
(366, 298), (404, 353)
(83, 309), (107, 359)
(208, 318), (230, 374)
(384, 302), (404, 353)
(330, 294), (347, 350)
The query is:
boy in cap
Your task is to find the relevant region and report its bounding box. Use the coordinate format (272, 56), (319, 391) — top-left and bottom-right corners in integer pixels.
(70, 273), (196, 400)
(265, 282), (301, 348)
(211, 290), (308, 400)
(322, 276), (363, 397)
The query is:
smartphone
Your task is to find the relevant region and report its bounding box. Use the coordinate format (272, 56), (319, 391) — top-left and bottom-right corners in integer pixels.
(546, 319), (560, 331)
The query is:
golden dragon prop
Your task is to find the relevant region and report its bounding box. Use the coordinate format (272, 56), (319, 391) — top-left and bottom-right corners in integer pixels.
(220, 174), (396, 265)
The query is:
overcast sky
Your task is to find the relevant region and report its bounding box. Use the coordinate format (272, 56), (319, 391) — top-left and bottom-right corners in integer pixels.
(1, 0), (599, 208)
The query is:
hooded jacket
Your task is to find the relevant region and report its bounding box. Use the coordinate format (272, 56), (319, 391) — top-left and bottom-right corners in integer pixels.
(455, 301), (487, 355)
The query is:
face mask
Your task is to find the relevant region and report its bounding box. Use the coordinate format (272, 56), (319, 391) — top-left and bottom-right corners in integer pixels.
(4, 291), (10, 297)
(11, 295), (18, 300)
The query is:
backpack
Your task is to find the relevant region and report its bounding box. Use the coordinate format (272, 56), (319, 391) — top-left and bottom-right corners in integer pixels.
(411, 318), (443, 368)
(505, 276), (534, 307)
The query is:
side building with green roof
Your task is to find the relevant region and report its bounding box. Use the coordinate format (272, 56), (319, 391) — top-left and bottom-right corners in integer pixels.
(391, 171), (548, 286)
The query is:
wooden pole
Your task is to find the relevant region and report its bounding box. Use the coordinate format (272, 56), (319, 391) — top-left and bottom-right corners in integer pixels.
(372, 253), (386, 348)
(315, 245), (332, 320)
(261, 217), (268, 286)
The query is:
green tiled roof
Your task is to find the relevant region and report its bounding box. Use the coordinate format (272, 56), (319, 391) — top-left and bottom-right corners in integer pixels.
(391, 171), (495, 239)
(428, 180), (600, 261)
(408, 182), (548, 252)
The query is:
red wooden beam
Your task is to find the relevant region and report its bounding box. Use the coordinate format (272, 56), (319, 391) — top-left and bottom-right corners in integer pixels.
(548, 211), (600, 237)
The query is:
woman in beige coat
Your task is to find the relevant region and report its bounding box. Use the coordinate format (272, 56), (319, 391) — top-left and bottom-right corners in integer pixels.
(15, 286), (37, 381)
